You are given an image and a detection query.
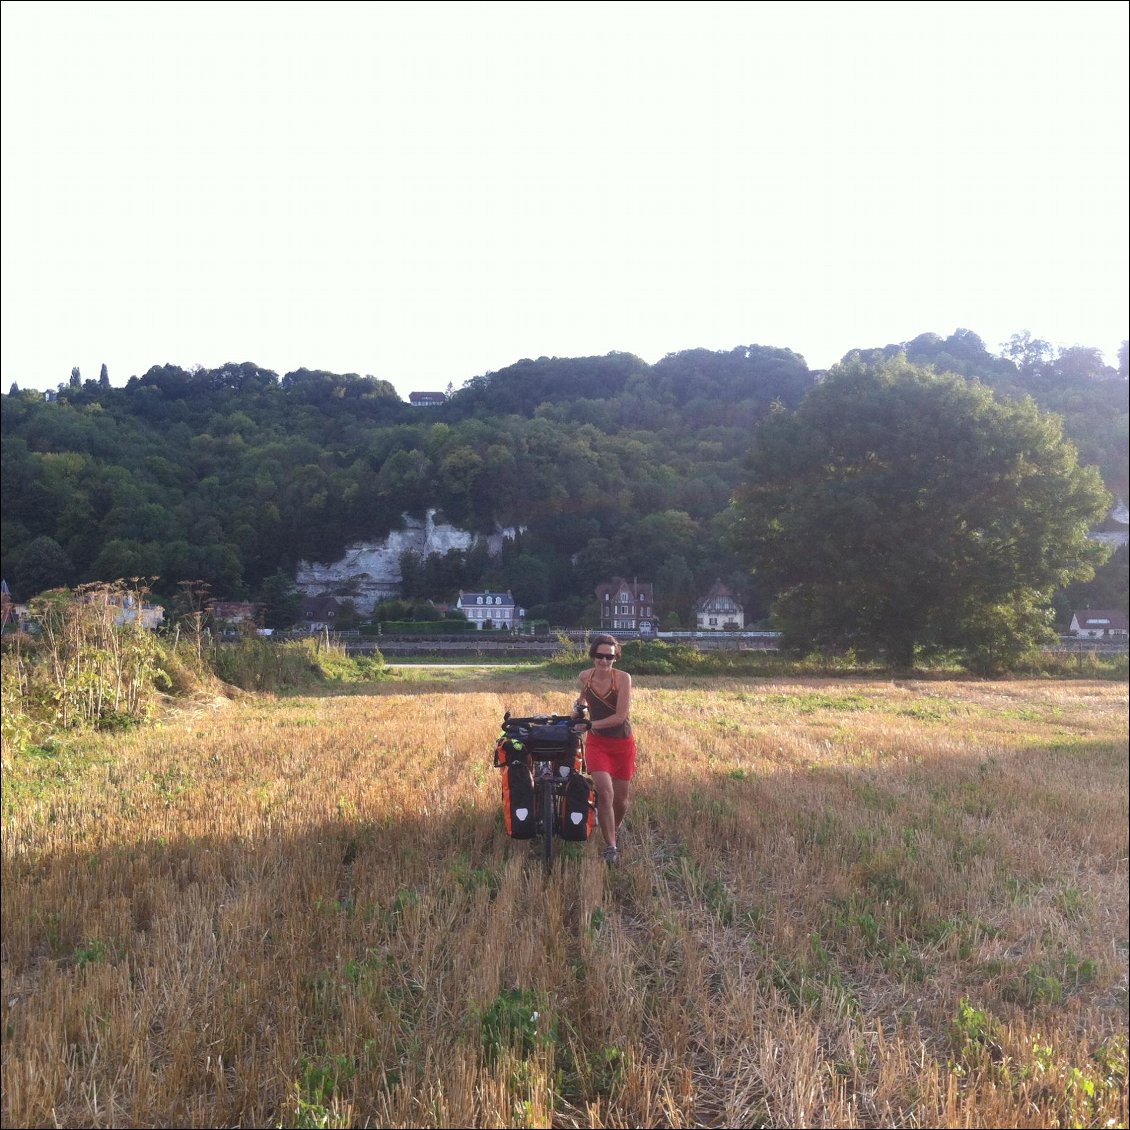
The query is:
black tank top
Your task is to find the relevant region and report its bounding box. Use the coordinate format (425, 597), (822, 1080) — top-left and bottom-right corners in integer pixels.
(580, 669), (632, 738)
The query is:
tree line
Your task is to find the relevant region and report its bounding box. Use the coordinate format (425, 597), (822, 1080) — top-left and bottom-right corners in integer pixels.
(2, 331), (1126, 640)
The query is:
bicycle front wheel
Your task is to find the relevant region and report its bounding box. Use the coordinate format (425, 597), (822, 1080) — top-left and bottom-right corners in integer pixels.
(541, 779), (556, 869)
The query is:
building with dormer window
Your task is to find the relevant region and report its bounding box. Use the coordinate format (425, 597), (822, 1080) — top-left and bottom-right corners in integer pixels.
(1069, 609), (1129, 639)
(695, 581), (744, 630)
(455, 589), (523, 630)
(595, 578), (657, 635)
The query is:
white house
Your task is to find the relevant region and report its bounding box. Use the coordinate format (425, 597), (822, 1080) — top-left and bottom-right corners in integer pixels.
(1069, 609), (1129, 639)
(695, 581), (744, 630)
(456, 589), (523, 630)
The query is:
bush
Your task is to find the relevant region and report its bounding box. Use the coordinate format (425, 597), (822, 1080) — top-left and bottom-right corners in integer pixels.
(1, 582), (172, 755)
(618, 639), (703, 674)
(368, 621), (477, 634)
(210, 637), (386, 691)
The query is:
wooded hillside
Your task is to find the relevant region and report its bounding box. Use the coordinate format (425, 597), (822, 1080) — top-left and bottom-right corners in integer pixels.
(2, 330), (1126, 626)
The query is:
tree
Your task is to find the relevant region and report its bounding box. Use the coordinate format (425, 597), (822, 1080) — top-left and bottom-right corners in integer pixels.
(99, 364), (110, 389)
(69, 367), (81, 389)
(729, 356), (1111, 672)
(1051, 345), (1112, 382)
(257, 569), (304, 629)
(11, 535), (75, 597)
(1001, 331), (1052, 378)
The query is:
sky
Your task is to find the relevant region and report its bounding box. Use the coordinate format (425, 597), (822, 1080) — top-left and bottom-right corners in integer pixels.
(2, 1), (1127, 399)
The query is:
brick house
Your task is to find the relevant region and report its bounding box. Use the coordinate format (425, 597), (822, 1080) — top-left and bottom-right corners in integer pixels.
(1069, 609), (1129, 639)
(595, 578), (658, 635)
(695, 581), (744, 630)
(456, 590), (522, 630)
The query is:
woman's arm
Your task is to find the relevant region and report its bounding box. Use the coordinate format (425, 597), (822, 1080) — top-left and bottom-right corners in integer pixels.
(573, 671), (591, 715)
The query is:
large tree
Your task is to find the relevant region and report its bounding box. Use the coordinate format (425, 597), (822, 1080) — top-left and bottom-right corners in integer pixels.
(729, 356), (1111, 671)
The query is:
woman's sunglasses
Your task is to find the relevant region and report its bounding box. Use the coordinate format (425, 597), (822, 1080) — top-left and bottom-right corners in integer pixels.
(594, 652), (616, 660)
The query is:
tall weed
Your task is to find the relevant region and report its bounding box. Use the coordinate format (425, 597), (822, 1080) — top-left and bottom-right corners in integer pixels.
(1, 582), (169, 754)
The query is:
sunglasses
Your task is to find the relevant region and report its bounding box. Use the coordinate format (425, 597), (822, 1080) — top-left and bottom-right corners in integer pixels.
(594, 652), (616, 660)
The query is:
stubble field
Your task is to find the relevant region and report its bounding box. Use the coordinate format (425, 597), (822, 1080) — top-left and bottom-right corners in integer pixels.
(2, 669), (1127, 1128)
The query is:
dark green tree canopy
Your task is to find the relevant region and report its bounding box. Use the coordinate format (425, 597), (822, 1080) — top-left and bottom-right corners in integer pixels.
(2, 335), (1122, 638)
(729, 356), (1111, 671)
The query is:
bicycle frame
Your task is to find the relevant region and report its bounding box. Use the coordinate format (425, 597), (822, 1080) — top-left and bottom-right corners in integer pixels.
(532, 754), (562, 868)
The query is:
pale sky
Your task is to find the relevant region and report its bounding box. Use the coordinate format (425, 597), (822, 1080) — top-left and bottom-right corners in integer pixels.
(2, 1), (1127, 398)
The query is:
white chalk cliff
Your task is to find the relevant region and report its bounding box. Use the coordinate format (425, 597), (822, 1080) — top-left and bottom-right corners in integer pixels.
(295, 510), (518, 613)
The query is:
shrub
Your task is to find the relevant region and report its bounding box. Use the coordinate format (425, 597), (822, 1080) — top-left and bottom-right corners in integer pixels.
(2, 582), (170, 751)
(618, 639), (703, 674)
(210, 637), (386, 691)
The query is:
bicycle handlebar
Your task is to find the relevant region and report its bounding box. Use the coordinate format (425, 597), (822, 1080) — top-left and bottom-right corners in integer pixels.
(502, 712), (591, 732)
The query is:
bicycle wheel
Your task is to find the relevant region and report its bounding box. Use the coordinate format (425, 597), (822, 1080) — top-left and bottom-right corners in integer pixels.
(541, 778), (556, 869)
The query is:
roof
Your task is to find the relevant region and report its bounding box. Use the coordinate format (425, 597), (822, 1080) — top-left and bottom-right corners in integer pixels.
(210, 600), (261, 616)
(595, 577), (654, 599)
(1073, 609), (1129, 630)
(457, 590), (516, 606)
(302, 595), (342, 618)
(696, 580), (741, 610)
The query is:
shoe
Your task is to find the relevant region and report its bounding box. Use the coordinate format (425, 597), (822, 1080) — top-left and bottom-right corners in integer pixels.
(601, 845), (620, 866)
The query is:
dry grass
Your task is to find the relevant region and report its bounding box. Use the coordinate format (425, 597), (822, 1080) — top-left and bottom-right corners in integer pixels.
(2, 671), (1127, 1128)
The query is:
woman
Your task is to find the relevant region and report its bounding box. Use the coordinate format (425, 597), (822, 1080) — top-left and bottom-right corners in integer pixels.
(575, 634), (635, 864)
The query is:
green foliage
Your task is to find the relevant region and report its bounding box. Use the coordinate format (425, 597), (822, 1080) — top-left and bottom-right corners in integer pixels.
(2, 337), (1124, 647)
(1, 582), (170, 750)
(1, 350), (812, 622)
(211, 637), (385, 691)
(478, 987), (555, 1065)
(730, 356), (1112, 672)
(366, 620), (476, 634)
(949, 998), (1000, 1065)
(617, 639), (703, 674)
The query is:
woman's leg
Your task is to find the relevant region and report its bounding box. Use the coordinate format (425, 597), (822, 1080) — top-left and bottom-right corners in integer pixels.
(591, 770), (616, 848)
(612, 777), (631, 835)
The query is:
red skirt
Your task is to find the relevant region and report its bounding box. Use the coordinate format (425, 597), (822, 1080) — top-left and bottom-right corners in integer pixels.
(585, 731), (637, 781)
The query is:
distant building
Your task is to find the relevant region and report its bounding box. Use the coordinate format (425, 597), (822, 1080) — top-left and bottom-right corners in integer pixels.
(1, 579), (29, 629)
(1069, 609), (1129, 639)
(78, 587), (166, 630)
(409, 391), (447, 406)
(302, 595), (343, 631)
(695, 581), (744, 630)
(114, 597), (165, 630)
(595, 578), (657, 634)
(209, 600), (262, 627)
(456, 589), (522, 630)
